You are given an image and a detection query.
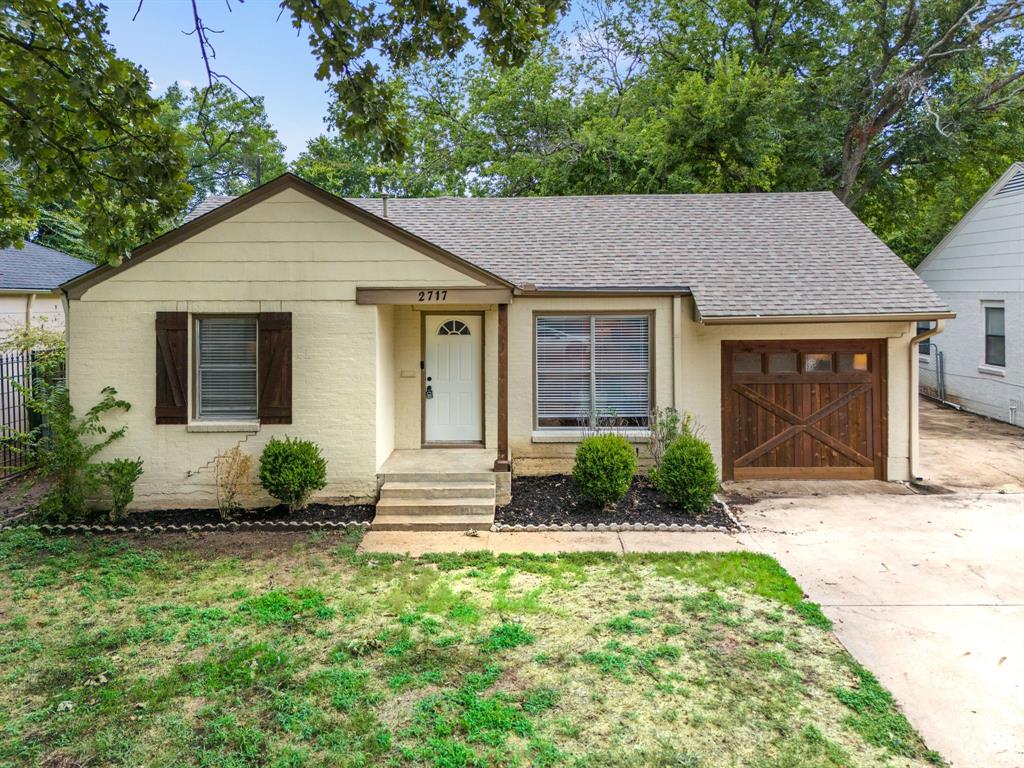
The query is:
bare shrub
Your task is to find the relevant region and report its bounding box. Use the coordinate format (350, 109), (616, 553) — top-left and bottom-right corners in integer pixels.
(215, 445), (253, 519)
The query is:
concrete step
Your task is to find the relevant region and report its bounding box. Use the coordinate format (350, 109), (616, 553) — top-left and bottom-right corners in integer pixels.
(380, 480), (496, 501)
(370, 514), (494, 531)
(383, 471), (497, 484)
(375, 497), (495, 517)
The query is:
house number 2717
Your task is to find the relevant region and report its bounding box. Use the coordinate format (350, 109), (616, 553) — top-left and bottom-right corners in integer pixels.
(417, 290), (448, 302)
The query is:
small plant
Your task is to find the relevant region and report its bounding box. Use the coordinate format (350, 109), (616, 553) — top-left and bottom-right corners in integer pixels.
(258, 436), (327, 513)
(21, 385), (131, 522)
(100, 457), (143, 521)
(572, 433), (637, 508)
(653, 433), (719, 513)
(648, 407), (697, 472)
(215, 444), (253, 519)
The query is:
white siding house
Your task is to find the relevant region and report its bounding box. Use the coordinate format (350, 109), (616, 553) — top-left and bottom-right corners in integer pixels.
(916, 163), (1024, 424)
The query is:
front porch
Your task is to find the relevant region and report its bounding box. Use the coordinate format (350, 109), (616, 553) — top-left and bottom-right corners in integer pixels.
(374, 448), (511, 531)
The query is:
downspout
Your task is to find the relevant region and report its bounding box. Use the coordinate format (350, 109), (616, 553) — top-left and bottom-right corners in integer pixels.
(909, 319), (945, 481)
(672, 295), (683, 409)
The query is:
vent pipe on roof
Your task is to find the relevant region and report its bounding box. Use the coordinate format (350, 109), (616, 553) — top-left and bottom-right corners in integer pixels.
(381, 193), (389, 218)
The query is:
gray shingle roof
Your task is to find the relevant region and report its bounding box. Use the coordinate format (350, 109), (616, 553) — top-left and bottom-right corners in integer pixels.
(183, 196), (237, 224)
(348, 192), (948, 318)
(0, 242), (94, 291)
(181, 188), (950, 318)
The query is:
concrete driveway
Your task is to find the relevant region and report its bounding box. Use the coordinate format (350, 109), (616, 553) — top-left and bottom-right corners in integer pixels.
(736, 401), (1024, 768)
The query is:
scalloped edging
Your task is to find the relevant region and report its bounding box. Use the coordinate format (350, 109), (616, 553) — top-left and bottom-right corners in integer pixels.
(0, 519), (372, 534)
(487, 521), (734, 533)
(715, 494), (745, 532)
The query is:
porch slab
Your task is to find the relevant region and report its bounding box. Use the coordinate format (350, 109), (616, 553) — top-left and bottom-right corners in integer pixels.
(380, 448), (495, 475)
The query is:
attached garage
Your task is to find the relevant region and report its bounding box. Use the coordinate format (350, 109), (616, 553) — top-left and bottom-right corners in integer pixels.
(721, 340), (887, 480)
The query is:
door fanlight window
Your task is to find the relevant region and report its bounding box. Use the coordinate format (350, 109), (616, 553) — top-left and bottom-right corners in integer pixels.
(438, 320), (471, 336)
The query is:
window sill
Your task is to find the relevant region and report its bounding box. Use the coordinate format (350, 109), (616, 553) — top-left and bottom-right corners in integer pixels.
(978, 365), (1006, 377)
(187, 421), (260, 433)
(532, 429), (652, 444)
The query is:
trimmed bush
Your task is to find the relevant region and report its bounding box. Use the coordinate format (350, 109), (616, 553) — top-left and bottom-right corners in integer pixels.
(572, 434), (637, 507)
(100, 457), (144, 521)
(258, 437), (327, 513)
(653, 434), (719, 513)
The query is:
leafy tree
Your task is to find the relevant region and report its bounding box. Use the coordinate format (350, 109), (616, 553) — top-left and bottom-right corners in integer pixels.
(0, 0), (190, 264)
(159, 82), (288, 209)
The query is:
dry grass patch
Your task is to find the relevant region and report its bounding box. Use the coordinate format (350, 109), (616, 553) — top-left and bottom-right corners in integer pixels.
(0, 528), (943, 767)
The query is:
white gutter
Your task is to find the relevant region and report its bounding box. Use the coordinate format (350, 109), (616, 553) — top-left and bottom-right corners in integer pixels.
(700, 311), (956, 325)
(908, 319), (945, 481)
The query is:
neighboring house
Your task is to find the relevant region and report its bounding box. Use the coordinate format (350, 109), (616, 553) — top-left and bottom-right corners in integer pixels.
(916, 163), (1024, 425)
(61, 174), (952, 519)
(0, 241), (93, 339)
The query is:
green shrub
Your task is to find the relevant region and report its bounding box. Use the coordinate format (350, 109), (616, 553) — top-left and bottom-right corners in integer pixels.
(100, 457), (144, 521)
(24, 385), (131, 522)
(258, 437), (327, 513)
(572, 434), (637, 507)
(653, 434), (718, 513)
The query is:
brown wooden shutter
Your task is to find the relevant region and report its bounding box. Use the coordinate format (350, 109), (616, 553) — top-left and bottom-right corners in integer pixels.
(258, 312), (292, 424)
(155, 312), (188, 424)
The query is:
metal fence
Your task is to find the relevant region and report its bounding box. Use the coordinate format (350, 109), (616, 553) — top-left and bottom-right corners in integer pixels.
(0, 349), (62, 478)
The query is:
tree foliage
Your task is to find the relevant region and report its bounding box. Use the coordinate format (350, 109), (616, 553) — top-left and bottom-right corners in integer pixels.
(296, 0), (1023, 264)
(159, 83), (288, 209)
(0, 0), (191, 263)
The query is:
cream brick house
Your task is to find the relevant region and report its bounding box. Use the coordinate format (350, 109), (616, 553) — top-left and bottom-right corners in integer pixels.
(62, 174), (953, 525)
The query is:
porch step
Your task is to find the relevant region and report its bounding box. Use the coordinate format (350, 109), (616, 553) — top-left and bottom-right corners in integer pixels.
(373, 474), (496, 531)
(380, 480), (496, 501)
(382, 471), (496, 484)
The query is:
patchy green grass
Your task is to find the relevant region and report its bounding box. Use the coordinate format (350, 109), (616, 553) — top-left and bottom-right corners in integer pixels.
(0, 527), (942, 767)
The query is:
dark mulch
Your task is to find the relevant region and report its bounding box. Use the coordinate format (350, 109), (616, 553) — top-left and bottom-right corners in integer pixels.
(8, 503), (376, 529)
(495, 474), (736, 529)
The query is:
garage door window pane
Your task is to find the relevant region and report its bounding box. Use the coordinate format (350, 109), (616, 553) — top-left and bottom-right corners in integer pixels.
(837, 352), (869, 372)
(734, 352), (761, 373)
(767, 352), (797, 373)
(803, 353), (832, 372)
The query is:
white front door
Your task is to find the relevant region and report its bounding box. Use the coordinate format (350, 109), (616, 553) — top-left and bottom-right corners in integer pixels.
(425, 315), (483, 443)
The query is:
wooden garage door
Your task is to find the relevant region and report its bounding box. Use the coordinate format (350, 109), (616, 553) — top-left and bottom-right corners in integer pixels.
(722, 340), (887, 480)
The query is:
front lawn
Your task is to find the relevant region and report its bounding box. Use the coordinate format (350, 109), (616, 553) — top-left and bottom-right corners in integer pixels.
(0, 529), (941, 767)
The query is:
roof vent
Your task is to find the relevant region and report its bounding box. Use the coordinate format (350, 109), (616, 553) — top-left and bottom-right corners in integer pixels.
(381, 193), (389, 218)
(995, 167), (1024, 196)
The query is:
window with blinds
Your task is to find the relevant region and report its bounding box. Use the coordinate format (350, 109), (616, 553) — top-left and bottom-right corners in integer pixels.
(196, 317), (258, 420)
(535, 314), (650, 428)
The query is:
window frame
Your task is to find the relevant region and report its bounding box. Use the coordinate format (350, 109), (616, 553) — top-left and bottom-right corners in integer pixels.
(982, 303), (1006, 369)
(532, 310), (655, 432)
(917, 320), (933, 359)
(192, 314), (260, 422)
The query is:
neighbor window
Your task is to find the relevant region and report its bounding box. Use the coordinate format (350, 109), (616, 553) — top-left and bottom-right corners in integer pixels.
(196, 317), (258, 420)
(535, 314), (650, 428)
(917, 321), (932, 356)
(985, 306), (1005, 367)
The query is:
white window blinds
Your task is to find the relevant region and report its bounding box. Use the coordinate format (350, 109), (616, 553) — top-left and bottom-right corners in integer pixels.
(196, 317), (258, 420)
(536, 315), (650, 428)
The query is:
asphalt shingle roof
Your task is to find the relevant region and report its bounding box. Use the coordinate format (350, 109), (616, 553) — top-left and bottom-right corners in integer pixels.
(348, 193), (948, 318)
(183, 196), (237, 224)
(180, 188), (950, 318)
(0, 242), (94, 291)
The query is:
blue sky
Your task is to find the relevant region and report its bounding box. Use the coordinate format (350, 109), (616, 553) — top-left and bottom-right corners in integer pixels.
(104, 0), (331, 161)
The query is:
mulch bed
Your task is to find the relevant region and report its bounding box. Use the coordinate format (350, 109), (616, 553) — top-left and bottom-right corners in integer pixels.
(495, 475), (737, 530)
(1, 502), (376, 532)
